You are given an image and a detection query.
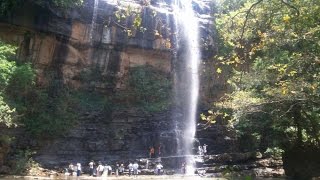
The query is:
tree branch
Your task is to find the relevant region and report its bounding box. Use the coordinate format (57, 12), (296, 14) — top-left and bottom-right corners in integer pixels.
(302, 110), (320, 145)
(112, 20), (129, 30)
(281, 0), (300, 16)
(240, 0), (263, 41)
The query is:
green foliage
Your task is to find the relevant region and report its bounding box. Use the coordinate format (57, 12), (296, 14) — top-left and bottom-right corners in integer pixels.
(264, 147), (284, 159)
(213, 0), (320, 151)
(0, 0), (83, 15)
(12, 150), (36, 175)
(0, 41), (19, 127)
(7, 63), (35, 100)
(22, 89), (111, 136)
(0, 40), (112, 136)
(0, 40), (71, 136)
(0, 42), (17, 91)
(114, 5), (146, 37)
(51, 0), (83, 7)
(120, 65), (172, 112)
(0, 95), (16, 127)
(71, 90), (111, 112)
(22, 89), (77, 136)
(0, 0), (20, 16)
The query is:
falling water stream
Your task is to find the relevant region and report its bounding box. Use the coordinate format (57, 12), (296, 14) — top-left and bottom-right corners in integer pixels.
(172, 0), (201, 173)
(89, 0), (99, 42)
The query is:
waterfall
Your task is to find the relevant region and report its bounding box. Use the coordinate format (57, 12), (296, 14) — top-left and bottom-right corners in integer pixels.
(172, 0), (201, 172)
(89, 0), (99, 42)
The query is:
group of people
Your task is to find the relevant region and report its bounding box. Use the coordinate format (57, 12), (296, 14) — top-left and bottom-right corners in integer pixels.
(66, 161), (142, 177)
(65, 160), (165, 177)
(198, 144), (208, 155)
(64, 143), (208, 177)
(65, 163), (82, 176)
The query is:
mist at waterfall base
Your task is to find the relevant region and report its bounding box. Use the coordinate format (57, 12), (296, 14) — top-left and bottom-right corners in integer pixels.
(172, 0), (201, 174)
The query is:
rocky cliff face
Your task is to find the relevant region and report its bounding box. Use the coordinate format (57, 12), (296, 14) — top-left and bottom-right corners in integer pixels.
(0, 0), (236, 169)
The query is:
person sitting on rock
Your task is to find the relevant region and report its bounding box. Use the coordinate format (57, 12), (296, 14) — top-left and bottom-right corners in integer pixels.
(64, 167), (70, 176)
(68, 163), (74, 176)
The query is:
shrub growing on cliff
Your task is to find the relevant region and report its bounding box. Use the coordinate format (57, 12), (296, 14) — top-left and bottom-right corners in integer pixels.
(0, 41), (19, 127)
(119, 65), (172, 112)
(0, 40), (75, 137)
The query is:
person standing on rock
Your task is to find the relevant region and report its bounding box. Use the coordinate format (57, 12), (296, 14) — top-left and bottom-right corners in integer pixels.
(198, 145), (203, 155)
(203, 144), (208, 155)
(119, 163), (125, 175)
(76, 163), (81, 176)
(158, 144), (162, 157)
(88, 160), (95, 176)
(181, 162), (186, 174)
(128, 162), (133, 176)
(149, 146), (155, 158)
(97, 161), (104, 177)
(115, 163), (120, 176)
(102, 164), (110, 177)
(133, 161), (139, 178)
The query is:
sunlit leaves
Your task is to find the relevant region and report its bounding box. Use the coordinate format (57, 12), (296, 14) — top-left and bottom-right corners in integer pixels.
(114, 5), (146, 37)
(214, 0), (320, 148)
(216, 67), (222, 74)
(200, 110), (216, 124)
(282, 14), (291, 23)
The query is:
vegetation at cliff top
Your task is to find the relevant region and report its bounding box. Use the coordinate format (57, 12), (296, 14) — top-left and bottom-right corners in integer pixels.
(0, 0), (83, 15)
(205, 0), (320, 155)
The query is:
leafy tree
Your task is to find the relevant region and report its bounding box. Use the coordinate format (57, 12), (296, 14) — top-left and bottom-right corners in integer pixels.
(210, 0), (320, 153)
(0, 41), (18, 127)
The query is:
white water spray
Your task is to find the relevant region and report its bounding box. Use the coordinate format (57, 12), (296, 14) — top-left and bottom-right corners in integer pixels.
(172, 0), (201, 173)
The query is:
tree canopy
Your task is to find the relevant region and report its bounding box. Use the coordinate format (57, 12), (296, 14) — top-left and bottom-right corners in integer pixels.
(209, 0), (320, 152)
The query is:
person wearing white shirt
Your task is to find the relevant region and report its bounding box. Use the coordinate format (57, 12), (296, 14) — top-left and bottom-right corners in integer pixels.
(133, 162), (139, 177)
(156, 163), (163, 175)
(76, 163), (81, 176)
(128, 162), (133, 176)
(88, 160), (95, 176)
(97, 162), (104, 177)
